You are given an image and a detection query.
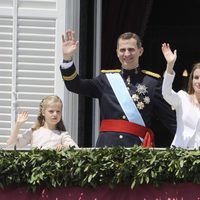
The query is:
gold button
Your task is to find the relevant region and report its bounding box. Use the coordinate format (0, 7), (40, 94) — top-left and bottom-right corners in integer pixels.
(119, 135), (123, 139)
(122, 115), (126, 119)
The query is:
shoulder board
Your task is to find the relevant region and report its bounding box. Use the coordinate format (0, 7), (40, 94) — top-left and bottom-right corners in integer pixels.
(141, 70), (161, 78)
(101, 69), (121, 73)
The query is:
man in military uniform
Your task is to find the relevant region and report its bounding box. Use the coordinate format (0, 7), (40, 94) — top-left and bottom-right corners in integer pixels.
(60, 30), (177, 148)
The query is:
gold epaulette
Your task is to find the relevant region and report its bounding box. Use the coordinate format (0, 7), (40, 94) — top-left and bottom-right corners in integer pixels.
(101, 69), (121, 73)
(141, 70), (161, 78)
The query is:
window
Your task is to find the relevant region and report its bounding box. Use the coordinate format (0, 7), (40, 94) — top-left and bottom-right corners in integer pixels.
(0, 0), (79, 148)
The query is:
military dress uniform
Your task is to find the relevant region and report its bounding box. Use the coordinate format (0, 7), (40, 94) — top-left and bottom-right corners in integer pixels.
(60, 63), (176, 148)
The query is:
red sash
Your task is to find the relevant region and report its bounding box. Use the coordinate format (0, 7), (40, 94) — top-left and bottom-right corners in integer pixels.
(100, 119), (155, 148)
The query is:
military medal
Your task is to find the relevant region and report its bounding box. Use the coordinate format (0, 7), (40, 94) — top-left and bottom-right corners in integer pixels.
(137, 101), (144, 110)
(136, 84), (148, 95)
(132, 94), (139, 101)
(132, 84), (150, 110)
(127, 76), (131, 85)
(143, 96), (150, 104)
(124, 76), (150, 110)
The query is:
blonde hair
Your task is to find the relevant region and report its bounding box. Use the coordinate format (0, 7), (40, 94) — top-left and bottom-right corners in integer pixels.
(188, 63), (200, 94)
(32, 95), (66, 131)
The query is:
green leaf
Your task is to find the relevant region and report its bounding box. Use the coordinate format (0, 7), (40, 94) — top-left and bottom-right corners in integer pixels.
(0, 146), (200, 191)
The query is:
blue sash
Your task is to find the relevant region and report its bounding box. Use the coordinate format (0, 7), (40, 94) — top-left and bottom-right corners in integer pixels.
(106, 73), (145, 127)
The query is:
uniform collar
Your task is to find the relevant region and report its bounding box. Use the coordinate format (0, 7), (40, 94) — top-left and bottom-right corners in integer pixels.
(121, 65), (141, 78)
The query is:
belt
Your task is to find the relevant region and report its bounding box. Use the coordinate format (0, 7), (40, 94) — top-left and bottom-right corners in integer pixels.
(100, 119), (154, 148)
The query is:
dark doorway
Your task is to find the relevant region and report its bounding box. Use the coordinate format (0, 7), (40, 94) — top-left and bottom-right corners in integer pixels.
(142, 0), (200, 91)
(141, 0), (200, 146)
(78, 0), (95, 147)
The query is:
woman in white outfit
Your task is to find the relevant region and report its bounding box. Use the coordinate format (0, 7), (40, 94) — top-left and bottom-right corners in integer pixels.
(162, 43), (200, 149)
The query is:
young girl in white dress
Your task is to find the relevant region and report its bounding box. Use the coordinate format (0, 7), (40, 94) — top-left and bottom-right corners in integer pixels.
(162, 43), (200, 149)
(7, 95), (78, 150)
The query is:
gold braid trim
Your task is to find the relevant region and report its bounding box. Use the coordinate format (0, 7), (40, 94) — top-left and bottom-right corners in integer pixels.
(141, 70), (161, 78)
(63, 71), (78, 81)
(101, 69), (121, 73)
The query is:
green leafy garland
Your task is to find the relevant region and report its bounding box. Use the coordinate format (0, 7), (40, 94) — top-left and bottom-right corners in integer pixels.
(1, 146), (200, 191)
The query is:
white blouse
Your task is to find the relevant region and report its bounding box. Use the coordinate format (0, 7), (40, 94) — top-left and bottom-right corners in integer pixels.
(162, 71), (200, 149)
(14, 127), (78, 149)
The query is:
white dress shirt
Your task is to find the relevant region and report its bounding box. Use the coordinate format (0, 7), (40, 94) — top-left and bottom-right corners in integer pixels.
(162, 71), (200, 149)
